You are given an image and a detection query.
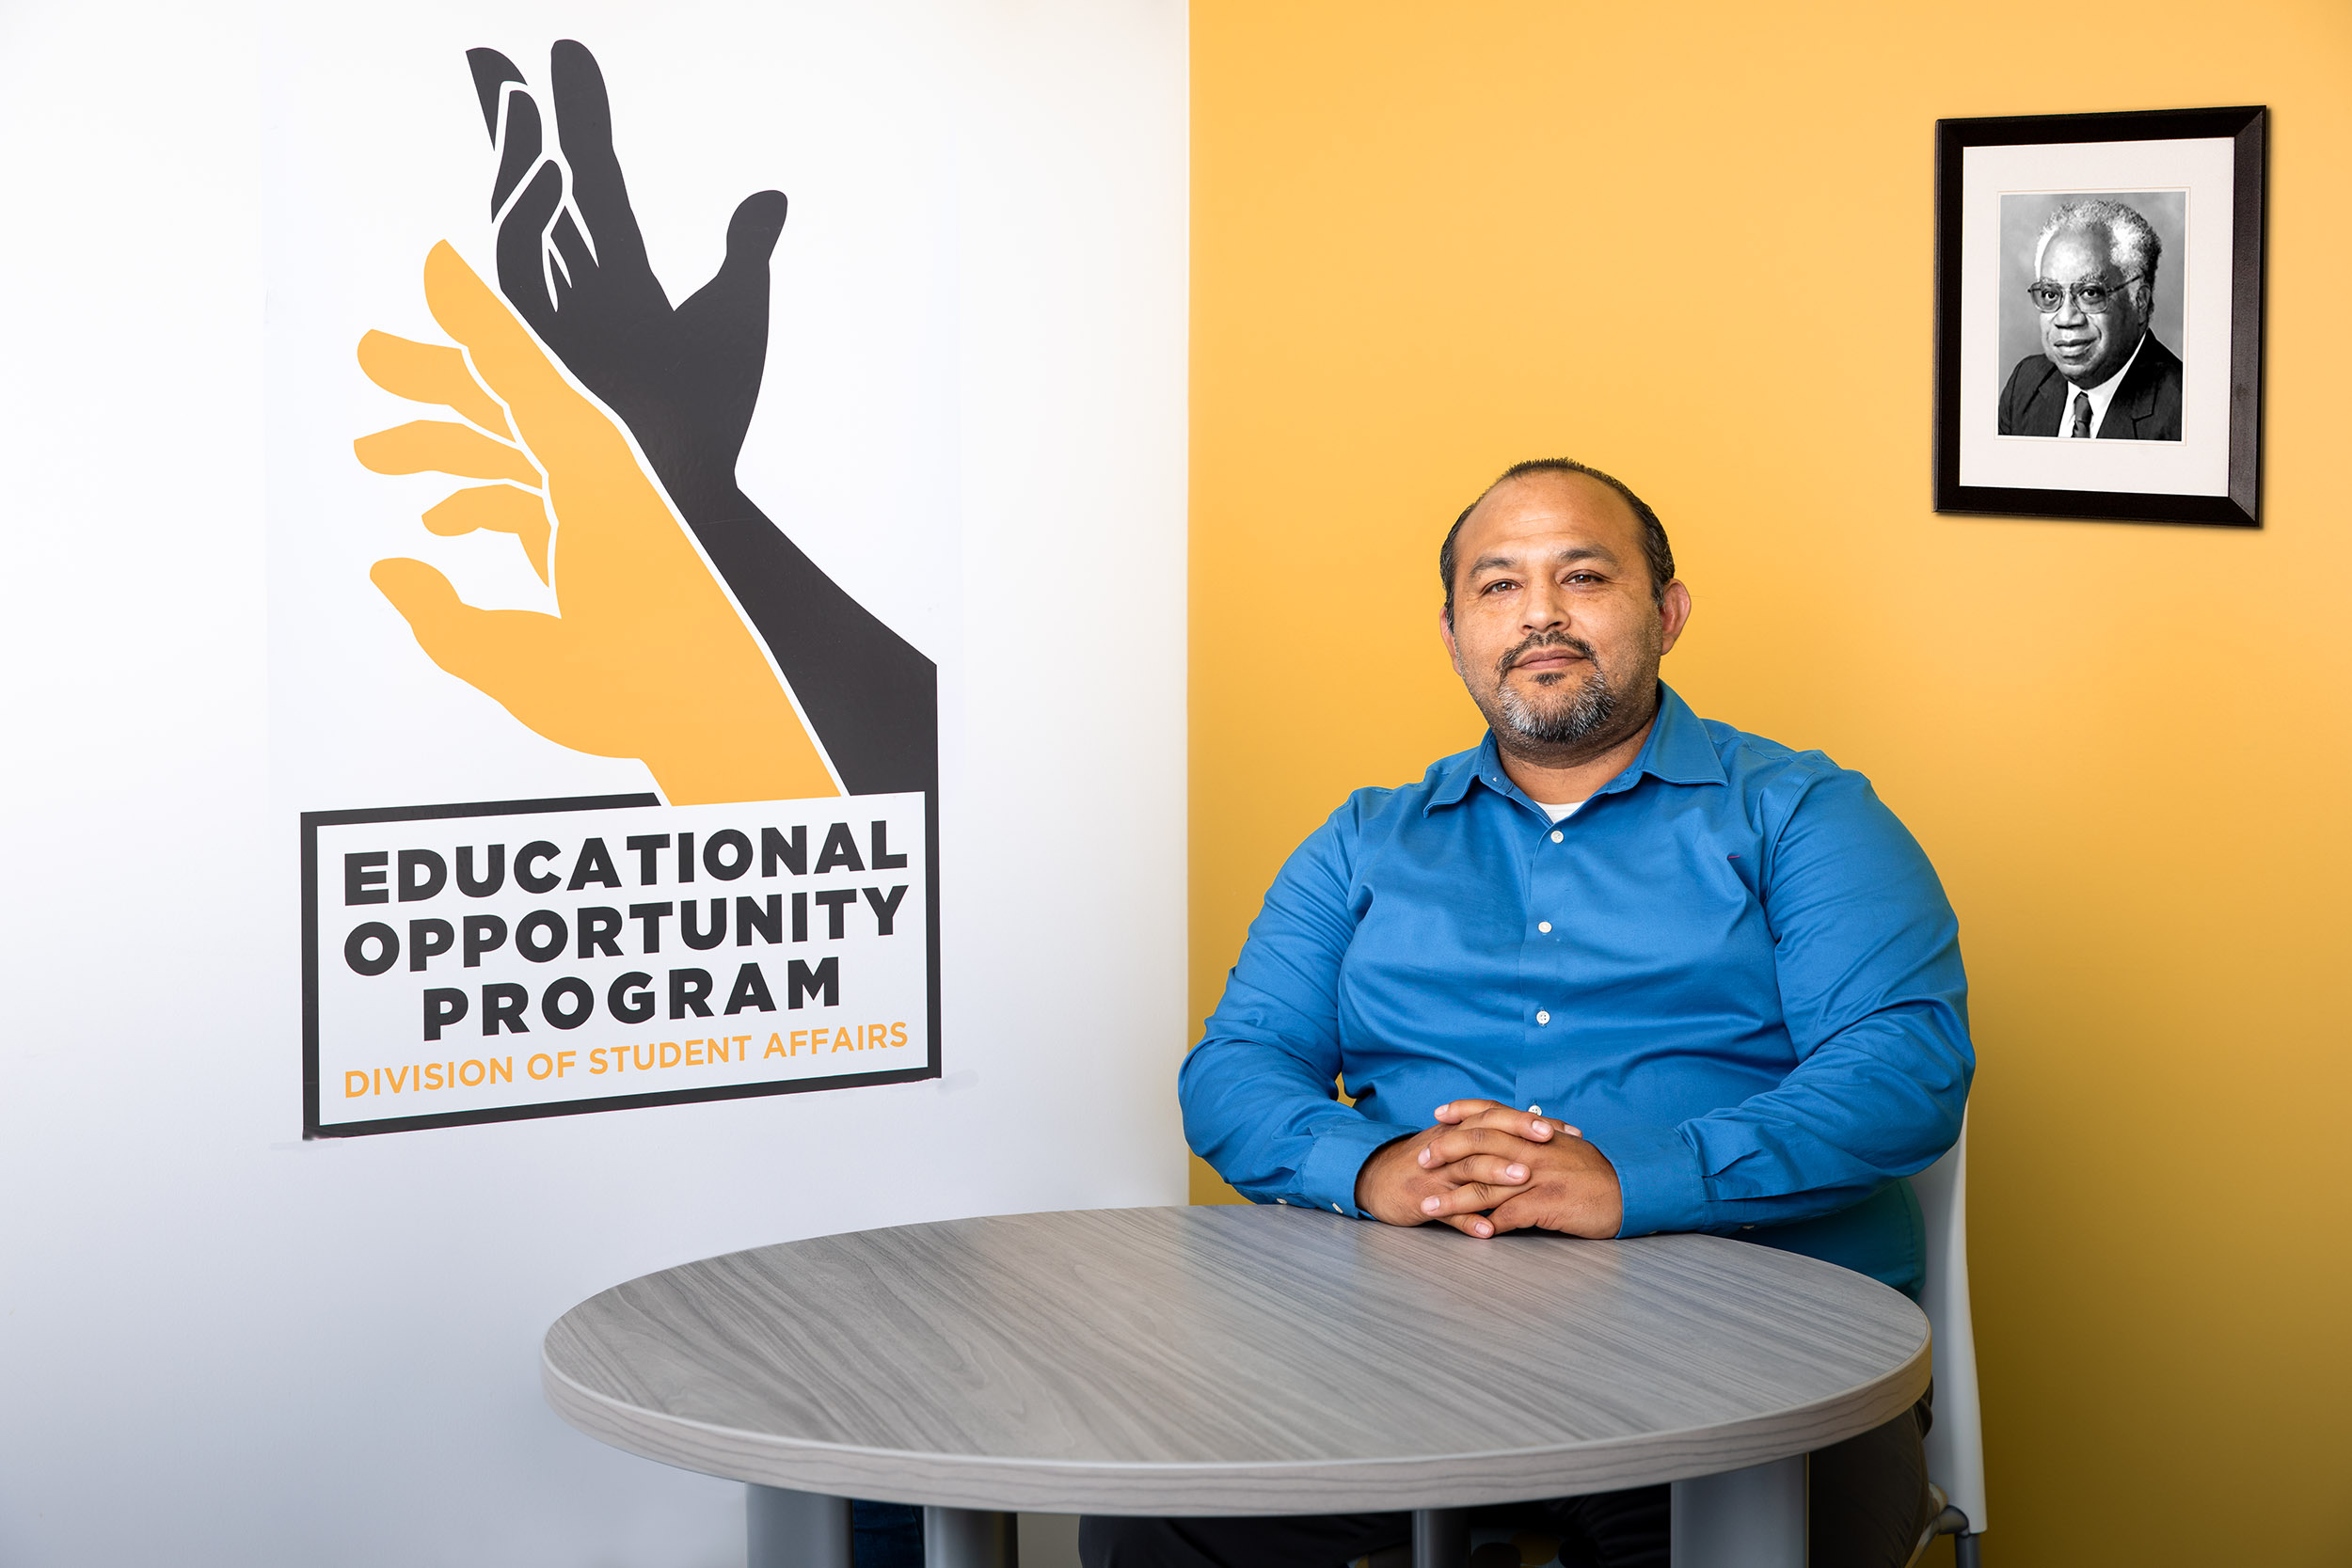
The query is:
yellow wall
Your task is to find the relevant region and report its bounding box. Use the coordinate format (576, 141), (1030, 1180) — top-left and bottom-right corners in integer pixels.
(1188, 4), (2351, 1562)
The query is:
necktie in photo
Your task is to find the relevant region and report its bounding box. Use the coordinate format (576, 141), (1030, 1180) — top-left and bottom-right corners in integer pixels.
(2070, 388), (2093, 438)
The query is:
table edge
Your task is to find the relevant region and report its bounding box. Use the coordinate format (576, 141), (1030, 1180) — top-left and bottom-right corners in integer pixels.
(539, 1328), (1932, 1515)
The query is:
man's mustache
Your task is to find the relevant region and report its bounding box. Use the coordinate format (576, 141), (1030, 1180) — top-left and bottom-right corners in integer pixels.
(1498, 631), (1599, 678)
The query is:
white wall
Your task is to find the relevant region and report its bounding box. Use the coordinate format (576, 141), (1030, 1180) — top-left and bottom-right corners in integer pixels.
(0, 3), (1188, 1563)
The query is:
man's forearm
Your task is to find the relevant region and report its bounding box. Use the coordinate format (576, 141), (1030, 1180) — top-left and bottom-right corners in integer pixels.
(1590, 1002), (1970, 1237)
(1179, 1039), (1398, 1214)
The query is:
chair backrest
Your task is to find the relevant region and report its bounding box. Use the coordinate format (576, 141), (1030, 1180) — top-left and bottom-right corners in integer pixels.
(1909, 1115), (1987, 1535)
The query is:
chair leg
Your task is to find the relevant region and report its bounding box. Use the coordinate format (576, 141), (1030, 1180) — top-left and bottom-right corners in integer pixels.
(1904, 1500), (1978, 1568)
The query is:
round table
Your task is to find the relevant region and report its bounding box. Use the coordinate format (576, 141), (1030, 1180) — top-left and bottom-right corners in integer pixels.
(544, 1205), (1929, 1568)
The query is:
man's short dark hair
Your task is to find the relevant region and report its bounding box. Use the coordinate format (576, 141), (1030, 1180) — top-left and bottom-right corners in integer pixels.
(1438, 457), (1675, 614)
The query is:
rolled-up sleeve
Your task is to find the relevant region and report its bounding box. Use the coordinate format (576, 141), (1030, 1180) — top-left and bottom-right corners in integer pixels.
(1588, 767), (1973, 1237)
(1179, 805), (1396, 1215)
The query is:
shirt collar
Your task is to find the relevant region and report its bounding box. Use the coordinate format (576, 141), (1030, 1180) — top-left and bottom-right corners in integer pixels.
(1424, 683), (1725, 815)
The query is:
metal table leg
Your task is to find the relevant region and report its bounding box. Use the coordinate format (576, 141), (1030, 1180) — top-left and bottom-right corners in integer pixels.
(748, 1486), (852, 1568)
(1412, 1507), (1467, 1568)
(926, 1505), (1019, 1568)
(1669, 1453), (1807, 1568)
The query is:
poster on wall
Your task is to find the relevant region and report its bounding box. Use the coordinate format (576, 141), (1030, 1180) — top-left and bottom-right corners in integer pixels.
(1932, 105), (2267, 528)
(273, 37), (946, 1135)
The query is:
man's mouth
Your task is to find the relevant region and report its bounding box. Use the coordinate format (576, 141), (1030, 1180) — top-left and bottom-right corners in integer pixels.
(1500, 638), (1596, 677)
(2050, 341), (2095, 359)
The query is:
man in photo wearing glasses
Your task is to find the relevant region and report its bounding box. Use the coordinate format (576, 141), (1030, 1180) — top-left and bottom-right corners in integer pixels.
(1996, 197), (2184, 440)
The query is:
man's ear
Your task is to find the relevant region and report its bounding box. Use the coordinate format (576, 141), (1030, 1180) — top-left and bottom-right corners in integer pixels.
(1438, 604), (1462, 672)
(1657, 579), (1693, 656)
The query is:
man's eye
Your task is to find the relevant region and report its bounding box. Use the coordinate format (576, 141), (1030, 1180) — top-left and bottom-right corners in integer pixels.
(1481, 579), (1515, 594)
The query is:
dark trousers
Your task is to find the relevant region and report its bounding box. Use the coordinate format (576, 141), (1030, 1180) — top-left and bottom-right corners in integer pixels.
(1079, 1398), (1931, 1568)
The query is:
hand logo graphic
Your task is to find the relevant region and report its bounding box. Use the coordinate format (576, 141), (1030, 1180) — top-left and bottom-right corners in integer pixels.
(458, 40), (940, 801)
(354, 243), (838, 806)
(467, 39), (781, 519)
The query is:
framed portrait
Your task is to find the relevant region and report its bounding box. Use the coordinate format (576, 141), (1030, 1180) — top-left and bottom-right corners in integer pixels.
(1934, 105), (2267, 527)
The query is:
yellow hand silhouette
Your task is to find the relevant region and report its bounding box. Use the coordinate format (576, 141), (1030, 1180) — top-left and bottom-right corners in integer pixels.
(354, 243), (838, 806)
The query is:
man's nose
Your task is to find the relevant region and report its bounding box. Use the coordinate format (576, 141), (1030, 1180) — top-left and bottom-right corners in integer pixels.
(2053, 293), (2089, 326)
(1522, 579), (1571, 630)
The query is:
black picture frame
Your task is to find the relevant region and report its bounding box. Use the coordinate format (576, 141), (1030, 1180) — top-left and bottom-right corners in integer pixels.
(1933, 105), (2267, 527)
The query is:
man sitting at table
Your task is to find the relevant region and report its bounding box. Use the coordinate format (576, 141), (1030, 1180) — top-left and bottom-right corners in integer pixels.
(1082, 459), (1971, 1568)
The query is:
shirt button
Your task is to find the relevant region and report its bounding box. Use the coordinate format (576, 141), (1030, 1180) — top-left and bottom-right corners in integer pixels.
(1535, 1010), (1551, 1025)
(1276, 1198), (1287, 1206)
(1332, 1204), (1344, 1213)
(1537, 921), (1552, 933)
(1550, 831), (1564, 843)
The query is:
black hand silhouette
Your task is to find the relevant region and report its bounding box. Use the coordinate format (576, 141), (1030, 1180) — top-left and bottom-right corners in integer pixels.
(465, 40), (936, 801)
(469, 41), (781, 515)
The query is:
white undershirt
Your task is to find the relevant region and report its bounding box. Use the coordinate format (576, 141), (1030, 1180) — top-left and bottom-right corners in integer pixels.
(1538, 799), (1586, 823)
(2061, 330), (2147, 438)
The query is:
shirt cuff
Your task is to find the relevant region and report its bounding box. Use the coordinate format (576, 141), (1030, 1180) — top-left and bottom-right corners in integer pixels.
(1295, 1114), (1408, 1217)
(1585, 1123), (1710, 1238)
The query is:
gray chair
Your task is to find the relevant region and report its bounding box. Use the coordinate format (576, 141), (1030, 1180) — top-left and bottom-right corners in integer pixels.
(1906, 1117), (1986, 1567)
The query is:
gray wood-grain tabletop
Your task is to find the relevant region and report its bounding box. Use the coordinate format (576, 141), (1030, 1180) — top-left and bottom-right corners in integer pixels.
(543, 1205), (1930, 1515)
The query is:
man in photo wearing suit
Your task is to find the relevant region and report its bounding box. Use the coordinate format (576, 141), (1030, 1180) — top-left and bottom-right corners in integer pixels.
(1997, 198), (2184, 441)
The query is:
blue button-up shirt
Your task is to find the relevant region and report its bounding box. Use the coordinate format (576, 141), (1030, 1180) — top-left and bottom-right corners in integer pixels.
(1180, 686), (1971, 1296)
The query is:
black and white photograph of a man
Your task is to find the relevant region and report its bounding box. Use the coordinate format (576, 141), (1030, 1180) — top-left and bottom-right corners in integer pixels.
(1995, 193), (2185, 441)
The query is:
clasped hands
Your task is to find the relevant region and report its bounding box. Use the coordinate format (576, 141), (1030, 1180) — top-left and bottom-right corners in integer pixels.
(1354, 1099), (1624, 1240)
